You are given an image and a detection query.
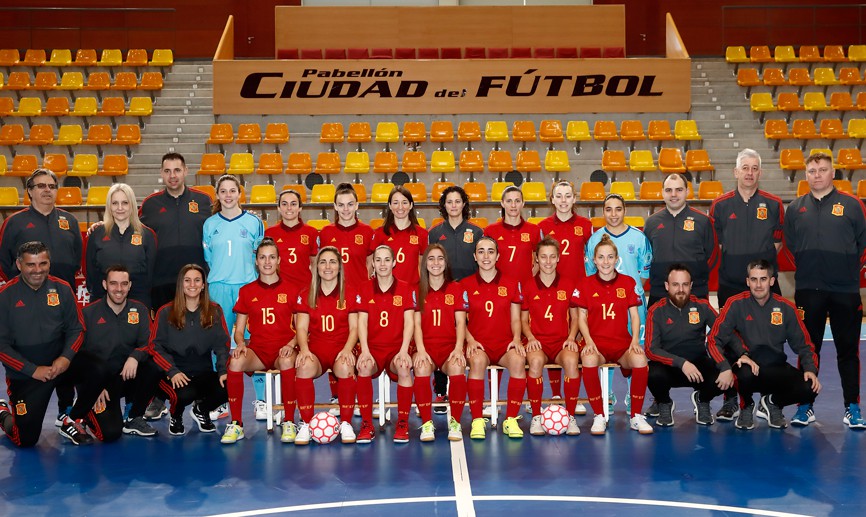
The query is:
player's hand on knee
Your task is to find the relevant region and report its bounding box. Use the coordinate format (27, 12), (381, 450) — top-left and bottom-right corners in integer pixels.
(735, 355), (759, 376)
(448, 349), (467, 369)
(562, 339), (579, 353)
(171, 372), (190, 389)
(508, 339), (526, 357)
(715, 370), (734, 390)
(121, 357), (139, 380)
(413, 350), (432, 370)
(805, 371), (821, 393)
(526, 339), (541, 352)
(232, 344), (248, 359)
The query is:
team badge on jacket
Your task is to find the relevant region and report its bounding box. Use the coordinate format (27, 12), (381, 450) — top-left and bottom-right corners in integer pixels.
(756, 206), (767, 220)
(770, 311), (783, 325)
(301, 235), (309, 245)
(463, 230), (474, 244)
(683, 219), (694, 231)
(832, 204), (844, 216)
(498, 287), (508, 297)
(128, 310), (140, 324)
(688, 311), (700, 324)
(58, 218), (69, 230)
(47, 292), (60, 306)
(189, 201), (199, 213)
(131, 234), (142, 246)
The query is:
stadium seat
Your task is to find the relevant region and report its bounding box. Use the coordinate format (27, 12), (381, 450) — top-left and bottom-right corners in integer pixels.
(192, 184), (216, 202)
(780, 149), (806, 181)
(10, 155), (38, 177)
(138, 72), (164, 96)
(601, 150), (628, 181)
(344, 151), (370, 180)
(48, 49), (72, 67)
(347, 122), (371, 151)
(82, 124), (112, 146)
(402, 122), (427, 149)
(100, 154), (128, 178)
(512, 120), (537, 150)
(762, 67), (787, 94)
(725, 46), (748, 67)
(609, 181), (636, 200)
(98, 49), (123, 67)
(126, 97), (152, 117)
(859, 180), (866, 199)
(429, 121), (454, 150)
(324, 48), (346, 60)
(263, 123), (290, 147)
(235, 123), (262, 146)
(820, 119), (847, 147)
(227, 153), (255, 176)
(113, 124), (141, 152)
(593, 120), (619, 150)
(430, 150), (455, 180)
(491, 181), (514, 201)
(351, 183), (367, 202)
(307, 219), (330, 230)
(0, 187), (19, 206)
(624, 216), (645, 228)
(803, 92), (830, 118)
(57, 71), (84, 91)
(12, 97), (43, 117)
(750, 93), (777, 123)
(697, 180), (724, 200)
(834, 179), (854, 194)
(534, 48), (555, 59)
(775, 92), (802, 121)
(774, 46), (797, 63)
(830, 92), (856, 116)
(197, 153), (227, 177)
(849, 45), (866, 63)
(556, 48), (578, 59)
(837, 149), (866, 180)
(463, 182), (487, 202)
(798, 45), (821, 63)
(458, 150), (484, 181)
(44, 96), (69, 118)
(515, 150), (541, 180)
(487, 150), (513, 178)
(311, 183), (337, 204)
(823, 45), (846, 63)
(484, 121), (509, 150)
(403, 181), (427, 202)
(674, 120), (701, 145)
(581, 47), (602, 58)
(281, 184), (307, 203)
(207, 123), (234, 147)
(749, 45), (773, 64)
(124, 49), (149, 67)
(43, 153), (69, 176)
(57, 186), (83, 206)
(54, 124), (82, 146)
(792, 119), (819, 142)
(401, 151), (427, 179)
(111, 72), (138, 92)
(787, 68), (812, 92)
(737, 68), (762, 94)
(371, 48), (393, 59)
(150, 49), (174, 67)
(639, 181), (663, 200)
(764, 119), (792, 151)
(620, 120), (646, 150)
(628, 150), (657, 182)
(86, 186), (110, 206)
(648, 120), (675, 151)
(395, 48), (416, 59)
(686, 150), (715, 182)
(20, 124), (54, 147)
(0, 155), (7, 175)
(809, 148), (834, 165)
(250, 184), (276, 204)
(539, 120), (564, 149)
(487, 48), (508, 59)
(431, 181), (455, 202)
(418, 48), (439, 59)
(69, 154), (98, 177)
(468, 217), (489, 228)
(579, 182), (605, 201)
(848, 119), (866, 139)
(98, 96), (126, 117)
(373, 151), (398, 180)
(543, 150), (570, 181)
(256, 153), (285, 178)
(591, 217), (605, 229)
(314, 152), (341, 176)
(858, 93), (866, 111)
(84, 72), (111, 91)
(33, 71), (57, 92)
(521, 181), (546, 203)
(5, 72), (31, 92)
(658, 148), (686, 174)
(370, 183), (394, 203)
(813, 67), (839, 86)
(838, 67), (865, 89)
(375, 122), (399, 151)
(565, 120), (591, 154)
(457, 121), (481, 149)
(0, 124), (25, 146)
(74, 49), (97, 66)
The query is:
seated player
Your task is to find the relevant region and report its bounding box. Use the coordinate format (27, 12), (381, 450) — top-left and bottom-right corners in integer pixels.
(413, 244), (469, 442)
(150, 264), (229, 436)
(356, 245), (416, 443)
(645, 265), (722, 426)
(707, 260), (821, 430)
(576, 234), (653, 435)
(293, 247), (360, 445)
(522, 237), (582, 436)
(461, 236), (527, 440)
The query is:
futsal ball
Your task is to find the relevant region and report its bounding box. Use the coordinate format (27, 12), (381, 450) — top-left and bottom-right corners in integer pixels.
(309, 411), (340, 444)
(541, 405), (570, 436)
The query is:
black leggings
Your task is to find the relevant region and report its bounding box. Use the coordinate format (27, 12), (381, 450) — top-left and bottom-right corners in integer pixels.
(159, 371), (227, 417)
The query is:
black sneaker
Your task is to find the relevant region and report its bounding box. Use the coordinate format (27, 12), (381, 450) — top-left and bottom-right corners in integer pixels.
(735, 402), (755, 430)
(716, 396), (740, 421)
(644, 399), (660, 418)
(759, 395), (787, 429)
(123, 416), (159, 437)
(54, 412), (69, 428)
(59, 418), (94, 445)
(169, 415), (185, 436)
(433, 395), (448, 415)
(692, 390), (715, 426)
(655, 401), (674, 426)
(190, 403), (216, 433)
(0, 399), (13, 435)
(144, 399), (168, 421)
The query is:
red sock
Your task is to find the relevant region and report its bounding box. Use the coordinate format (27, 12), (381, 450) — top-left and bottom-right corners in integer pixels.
(397, 384), (413, 422)
(506, 377), (527, 419)
(279, 367), (296, 422)
(226, 370), (245, 426)
(564, 374), (580, 415)
(449, 374), (467, 417)
(630, 365), (648, 417)
(527, 375), (543, 416)
(548, 369), (563, 397)
(295, 377), (315, 423)
(468, 378), (485, 419)
(338, 376), (357, 422)
(357, 375), (374, 423)
(583, 366), (605, 415)
(328, 372), (339, 398)
(414, 375), (432, 422)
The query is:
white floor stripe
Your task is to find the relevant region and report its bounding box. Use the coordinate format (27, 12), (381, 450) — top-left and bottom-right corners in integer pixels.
(205, 496), (457, 517)
(450, 438), (476, 517)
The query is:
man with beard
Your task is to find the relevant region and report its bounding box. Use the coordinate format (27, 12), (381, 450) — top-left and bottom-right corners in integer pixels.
(645, 264), (723, 427)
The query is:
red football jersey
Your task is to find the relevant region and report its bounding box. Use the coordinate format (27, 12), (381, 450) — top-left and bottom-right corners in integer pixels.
(357, 278), (417, 350)
(233, 278), (297, 351)
(294, 285), (358, 351)
(419, 281), (468, 351)
(521, 274), (579, 346)
(538, 214), (593, 282)
(484, 219), (542, 286)
(371, 224), (428, 291)
(460, 272), (523, 351)
(264, 220), (319, 288)
(573, 273), (641, 350)
(319, 220), (374, 289)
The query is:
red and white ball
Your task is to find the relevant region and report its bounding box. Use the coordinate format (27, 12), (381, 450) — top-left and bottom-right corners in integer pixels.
(309, 411), (340, 444)
(541, 405), (570, 435)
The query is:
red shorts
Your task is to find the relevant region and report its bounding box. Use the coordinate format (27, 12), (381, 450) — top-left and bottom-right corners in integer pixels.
(425, 343), (455, 369)
(596, 344), (629, 363)
(540, 341), (566, 362)
(358, 344), (405, 381)
(310, 343), (342, 373)
(484, 345), (509, 365)
(249, 346), (281, 370)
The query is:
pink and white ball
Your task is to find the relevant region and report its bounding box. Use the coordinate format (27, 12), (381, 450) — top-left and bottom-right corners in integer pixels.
(309, 412), (340, 444)
(541, 405), (570, 436)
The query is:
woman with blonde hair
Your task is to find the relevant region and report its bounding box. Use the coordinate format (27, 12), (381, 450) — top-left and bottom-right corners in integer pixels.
(85, 182), (158, 308)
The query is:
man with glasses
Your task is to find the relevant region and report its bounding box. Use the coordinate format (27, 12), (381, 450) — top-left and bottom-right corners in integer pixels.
(0, 169), (82, 289)
(783, 151), (866, 429)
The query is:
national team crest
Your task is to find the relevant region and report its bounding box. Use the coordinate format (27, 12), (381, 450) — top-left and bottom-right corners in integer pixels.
(498, 287), (508, 297)
(445, 294), (455, 305)
(337, 300), (347, 310)
(520, 233), (530, 242)
(463, 230), (474, 244)
(393, 296), (403, 307)
(756, 206), (767, 220)
(797, 308), (805, 320)
(770, 311), (783, 325)
(616, 288), (626, 298)
(557, 290), (567, 301)
(355, 235), (364, 245)
(131, 234), (142, 246)
(409, 235), (419, 245)
(683, 219), (695, 231)
(58, 218), (69, 230)
(301, 235), (309, 245)
(15, 402), (26, 416)
(277, 294), (288, 304)
(128, 311), (139, 324)
(575, 227), (584, 236)
(47, 292), (60, 306)
(688, 311), (700, 324)
(832, 203), (844, 216)
(188, 201), (199, 213)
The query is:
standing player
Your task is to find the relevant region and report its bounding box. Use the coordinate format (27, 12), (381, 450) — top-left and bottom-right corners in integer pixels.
(356, 245), (416, 443)
(293, 247), (360, 445)
(461, 236), (527, 440)
(264, 189), (318, 290)
(220, 239), (299, 445)
(538, 181), (592, 405)
(202, 174), (265, 420)
(484, 185), (542, 288)
(371, 186), (428, 293)
(150, 264), (230, 436)
(521, 237), (582, 436)
(576, 235), (653, 435)
(413, 244), (469, 441)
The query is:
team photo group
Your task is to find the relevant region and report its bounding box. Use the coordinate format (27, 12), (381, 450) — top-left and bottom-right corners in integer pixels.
(0, 147), (864, 449)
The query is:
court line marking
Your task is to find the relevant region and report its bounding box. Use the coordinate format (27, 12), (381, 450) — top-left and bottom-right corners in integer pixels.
(205, 497), (456, 516)
(450, 438), (476, 516)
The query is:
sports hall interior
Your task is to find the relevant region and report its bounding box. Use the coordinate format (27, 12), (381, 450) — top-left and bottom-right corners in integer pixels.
(0, 1), (864, 516)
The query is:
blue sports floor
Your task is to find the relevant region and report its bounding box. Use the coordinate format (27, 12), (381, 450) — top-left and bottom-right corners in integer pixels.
(1, 336), (864, 517)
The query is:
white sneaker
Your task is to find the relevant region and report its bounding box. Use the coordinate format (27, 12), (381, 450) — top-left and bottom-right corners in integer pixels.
(530, 415), (545, 436)
(294, 422), (311, 445)
(524, 402), (532, 414)
(574, 403), (587, 416)
(209, 403), (228, 421)
(591, 414), (607, 435)
(567, 415), (581, 436)
(328, 397), (340, 417)
(630, 414), (654, 434)
(253, 400), (268, 421)
(339, 420), (356, 444)
(482, 405), (494, 418)
(420, 420), (435, 442)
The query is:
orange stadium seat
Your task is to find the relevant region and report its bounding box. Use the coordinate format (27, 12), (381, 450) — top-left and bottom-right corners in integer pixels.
(838, 67), (865, 88)
(401, 151), (427, 180)
(837, 148), (866, 180)
(198, 153), (227, 177)
(84, 72), (111, 91)
(124, 49), (149, 67)
(263, 123), (290, 146)
(10, 155), (39, 177)
(98, 96), (126, 117)
(620, 120), (646, 150)
(403, 181), (427, 202)
(823, 45), (847, 63)
(235, 123), (262, 145)
(698, 181), (724, 200)
(431, 181), (454, 202)
(256, 153), (285, 177)
(0, 97), (11, 117)
(792, 119), (819, 141)
(429, 121), (454, 150)
(402, 122), (427, 149)
(593, 120), (618, 150)
(82, 124), (112, 146)
(21, 49), (46, 67)
(764, 119), (792, 151)
(281, 184), (307, 203)
(138, 72), (164, 96)
(797, 45), (821, 63)
(33, 71), (57, 92)
(0, 49), (20, 67)
(648, 120), (675, 151)
(762, 67), (787, 93)
(787, 68), (812, 92)
(463, 182), (487, 202)
(207, 123), (234, 147)
(43, 153), (69, 176)
(830, 92), (856, 115)
(859, 180), (866, 199)
(5, 72), (31, 91)
(100, 155), (129, 178)
(780, 149), (806, 181)
(347, 122), (371, 150)
(111, 72), (138, 91)
(487, 150), (513, 177)
(658, 148), (686, 174)
(686, 150), (715, 182)
(819, 119), (847, 144)
(512, 121), (537, 150)
(74, 49), (97, 66)
(602, 150), (628, 181)
(0, 124), (25, 146)
(639, 181), (663, 200)
(113, 124), (141, 147)
(749, 45), (773, 63)
(579, 182), (605, 201)
(539, 120), (564, 149)
(458, 150), (484, 181)
(516, 150), (541, 180)
(457, 121), (481, 149)
(57, 186), (83, 206)
(373, 151), (398, 180)
(314, 152), (341, 175)
(21, 124), (55, 147)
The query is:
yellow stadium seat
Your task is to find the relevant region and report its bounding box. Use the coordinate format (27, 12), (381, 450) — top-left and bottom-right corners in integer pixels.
(263, 123), (290, 145)
(0, 155), (8, 175)
(82, 124), (112, 145)
(111, 72), (138, 91)
(658, 148), (686, 173)
(13, 97), (43, 117)
(311, 183), (337, 203)
(624, 216), (645, 228)
(124, 49), (149, 67)
(809, 148), (834, 164)
(227, 153), (255, 175)
(10, 155), (39, 177)
(99, 155), (128, 178)
(70, 154), (99, 177)
(749, 45), (773, 63)
(127, 97), (152, 116)
(774, 46), (797, 63)
(371, 183), (395, 203)
(0, 187), (19, 206)
(150, 49), (174, 67)
(307, 219), (330, 230)
(849, 45), (866, 63)
(86, 186), (110, 206)
(628, 150), (657, 182)
(804, 92), (830, 115)
(543, 150), (570, 181)
(565, 120), (591, 154)
(725, 46), (748, 64)
(21, 124), (55, 146)
(57, 187), (83, 206)
(698, 180), (724, 200)
(98, 96), (126, 117)
(54, 125), (83, 146)
(484, 121), (509, 145)
(375, 122), (399, 150)
(250, 184), (277, 204)
(235, 123), (262, 145)
(610, 181), (636, 200)
(521, 181), (546, 201)
(429, 121), (454, 150)
(430, 150), (456, 178)
(823, 45), (846, 63)
(197, 153), (226, 176)
(403, 181), (427, 202)
(58, 71), (84, 91)
(491, 181), (514, 201)
(0, 124), (25, 146)
(98, 49), (123, 67)
(431, 181), (455, 202)
(48, 49), (72, 67)
(750, 93), (776, 113)
(813, 67), (839, 87)
(315, 152), (341, 175)
(686, 149), (715, 182)
(70, 97), (98, 117)
(579, 182), (606, 201)
(43, 154), (69, 176)
(674, 120), (701, 141)
(848, 119), (866, 139)
(487, 150), (513, 175)
(798, 45), (821, 63)
(639, 181), (663, 200)
(344, 151), (370, 175)
(84, 72), (111, 91)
